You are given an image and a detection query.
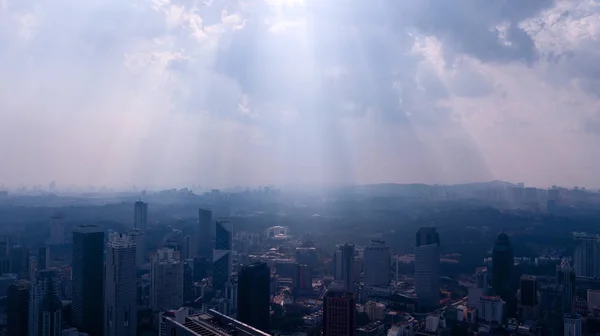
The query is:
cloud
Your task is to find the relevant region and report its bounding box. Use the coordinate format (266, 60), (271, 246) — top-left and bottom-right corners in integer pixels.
(0, 0), (599, 189)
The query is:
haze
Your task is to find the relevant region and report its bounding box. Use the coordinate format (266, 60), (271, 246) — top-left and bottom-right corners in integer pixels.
(1, 0), (599, 189)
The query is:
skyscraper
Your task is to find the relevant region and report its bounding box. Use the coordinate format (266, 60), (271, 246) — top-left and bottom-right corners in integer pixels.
(72, 225), (105, 336)
(323, 290), (356, 336)
(518, 275), (539, 320)
(49, 214), (65, 245)
(128, 229), (146, 266)
(7, 279), (30, 336)
(293, 263), (313, 297)
(10, 245), (30, 279)
(151, 248), (184, 311)
(558, 258), (576, 315)
(37, 246), (50, 272)
(134, 201), (148, 230)
(213, 220), (232, 291)
(334, 243), (355, 292)
(491, 232), (514, 303)
(0, 235), (11, 274)
(237, 262), (270, 332)
(105, 233), (137, 336)
(363, 240), (390, 287)
(573, 234), (600, 279)
(415, 227), (440, 311)
(29, 269), (62, 336)
(197, 208), (212, 258)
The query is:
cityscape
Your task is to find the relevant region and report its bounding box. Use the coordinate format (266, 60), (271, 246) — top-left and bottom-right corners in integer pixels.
(0, 182), (599, 335)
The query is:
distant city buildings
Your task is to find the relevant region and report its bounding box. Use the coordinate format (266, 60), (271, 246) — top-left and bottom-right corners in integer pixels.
(415, 227), (440, 311)
(557, 258), (576, 315)
(105, 233), (137, 336)
(323, 290), (356, 336)
(29, 269), (62, 336)
(237, 262), (270, 332)
(134, 201), (148, 230)
(334, 243), (355, 292)
(49, 214), (65, 245)
(151, 248), (184, 311)
(72, 225), (105, 336)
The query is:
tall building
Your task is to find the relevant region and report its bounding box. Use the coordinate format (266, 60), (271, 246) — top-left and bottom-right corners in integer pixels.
(134, 201), (148, 230)
(573, 234), (600, 279)
(564, 314), (582, 336)
(363, 240), (390, 287)
(105, 233), (137, 336)
(197, 208), (212, 258)
(128, 229), (146, 266)
(323, 290), (356, 336)
(293, 263), (313, 297)
(237, 262), (270, 332)
(334, 243), (355, 292)
(491, 232), (514, 303)
(183, 261), (193, 303)
(10, 246), (30, 279)
(37, 246), (50, 271)
(518, 275), (539, 320)
(72, 225), (105, 336)
(558, 258), (576, 315)
(0, 235), (11, 274)
(415, 227), (440, 311)
(213, 220), (232, 291)
(7, 279), (30, 336)
(225, 277), (238, 316)
(475, 267), (489, 293)
(29, 269), (62, 336)
(151, 248), (184, 311)
(49, 214), (65, 245)
(477, 296), (505, 324)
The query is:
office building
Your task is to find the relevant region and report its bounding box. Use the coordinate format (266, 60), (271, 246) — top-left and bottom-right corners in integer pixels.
(29, 269), (62, 336)
(491, 232), (514, 303)
(72, 225), (105, 336)
(295, 247), (318, 266)
(333, 243), (355, 292)
(128, 229), (146, 266)
(49, 214), (65, 245)
(151, 248), (184, 311)
(10, 246), (30, 279)
(0, 235), (10, 274)
(7, 279), (30, 336)
(363, 240), (390, 287)
(415, 227), (440, 311)
(558, 258), (576, 315)
(197, 208), (212, 258)
(37, 246), (50, 271)
(323, 290), (356, 336)
(475, 267), (489, 293)
(238, 262), (270, 332)
(477, 296), (505, 324)
(225, 277), (238, 316)
(183, 261), (193, 303)
(564, 314), (582, 336)
(588, 289), (600, 310)
(160, 309), (270, 336)
(573, 234), (600, 279)
(213, 220), (232, 291)
(105, 233), (137, 336)
(293, 263), (313, 297)
(134, 201), (148, 230)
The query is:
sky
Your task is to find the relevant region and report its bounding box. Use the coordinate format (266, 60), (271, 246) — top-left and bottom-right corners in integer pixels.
(1, 0), (600, 189)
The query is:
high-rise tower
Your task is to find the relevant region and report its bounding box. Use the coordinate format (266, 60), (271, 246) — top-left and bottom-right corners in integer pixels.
(557, 258), (576, 315)
(415, 227), (440, 311)
(29, 269), (62, 336)
(7, 279), (30, 336)
(72, 225), (105, 336)
(150, 248), (184, 311)
(213, 220), (232, 291)
(197, 208), (212, 258)
(105, 233), (137, 336)
(134, 201), (148, 230)
(573, 233), (600, 279)
(323, 290), (356, 336)
(491, 232), (514, 304)
(334, 243), (355, 292)
(363, 240), (390, 287)
(237, 262), (270, 332)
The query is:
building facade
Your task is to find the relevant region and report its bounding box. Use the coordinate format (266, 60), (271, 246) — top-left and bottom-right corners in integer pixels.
(151, 248), (184, 311)
(105, 233), (137, 336)
(237, 262), (270, 332)
(134, 201), (148, 230)
(72, 225), (105, 336)
(198, 208), (212, 258)
(415, 227), (440, 311)
(323, 290), (356, 336)
(213, 220), (232, 291)
(7, 279), (30, 336)
(29, 269), (62, 336)
(363, 240), (390, 287)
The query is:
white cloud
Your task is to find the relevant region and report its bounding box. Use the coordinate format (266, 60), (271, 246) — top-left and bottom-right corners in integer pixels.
(1, 0), (600, 189)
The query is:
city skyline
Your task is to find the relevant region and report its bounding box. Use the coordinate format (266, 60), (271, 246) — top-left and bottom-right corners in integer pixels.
(1, 1), (600, 188)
